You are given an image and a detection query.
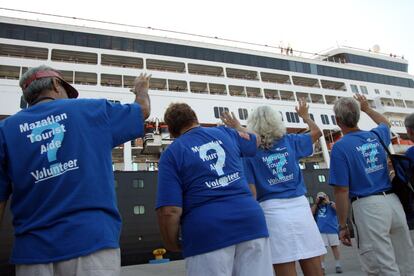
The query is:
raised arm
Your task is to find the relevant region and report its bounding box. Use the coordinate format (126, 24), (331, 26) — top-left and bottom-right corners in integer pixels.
(221, 111), (261, 147)
(295, 98), (322, 143)
(132, 73), (151, 120)
(157, 206), (182, 252)
(354, 94), (390, 127)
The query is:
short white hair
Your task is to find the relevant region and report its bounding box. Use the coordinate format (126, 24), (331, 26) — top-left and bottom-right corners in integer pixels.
(247, 106), (286, 149)
(333, 97), (360, 128)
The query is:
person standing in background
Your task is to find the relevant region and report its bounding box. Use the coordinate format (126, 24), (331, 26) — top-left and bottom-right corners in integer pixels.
(312, 192), (342, 274)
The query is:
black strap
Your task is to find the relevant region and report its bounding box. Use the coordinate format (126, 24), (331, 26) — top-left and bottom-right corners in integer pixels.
(371, 130), (392, 156)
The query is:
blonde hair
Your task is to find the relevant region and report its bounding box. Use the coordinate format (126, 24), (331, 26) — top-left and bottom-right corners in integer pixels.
(247, 106), (286, 149)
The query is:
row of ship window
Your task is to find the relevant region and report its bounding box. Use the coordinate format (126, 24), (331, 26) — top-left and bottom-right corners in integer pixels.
(0, 44), (348, 92)
(326, 53), (408, 73)
(1, 22), (413, 88)
(216, 107), (337, 125)
(3, 65), (412, 109)
(0, 44), (409, 100)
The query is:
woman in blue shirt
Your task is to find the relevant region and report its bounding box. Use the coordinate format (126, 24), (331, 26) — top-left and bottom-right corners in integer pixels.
(224, 99), (326, 276)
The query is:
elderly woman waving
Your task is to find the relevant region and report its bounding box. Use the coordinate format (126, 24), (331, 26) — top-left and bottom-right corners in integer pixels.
(222, 99), (326, 276)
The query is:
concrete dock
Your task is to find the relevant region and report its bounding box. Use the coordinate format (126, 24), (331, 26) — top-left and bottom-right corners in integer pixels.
(121, 231), (414, 276)
(121, 239), (362, 276)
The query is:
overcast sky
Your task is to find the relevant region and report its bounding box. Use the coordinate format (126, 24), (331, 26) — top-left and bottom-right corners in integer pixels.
(1, 0), (413, 74)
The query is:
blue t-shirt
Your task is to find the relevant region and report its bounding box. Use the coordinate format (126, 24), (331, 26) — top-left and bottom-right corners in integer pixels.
(0, 99), (143, 264)
(315, 203), (339, 234)
(329, 124), (391, 198)
(243, 134), (313, 201)
(156, 126), (268, 258)
(406, 146), (414, 163)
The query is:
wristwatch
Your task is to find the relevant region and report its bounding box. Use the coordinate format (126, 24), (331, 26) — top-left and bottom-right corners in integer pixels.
(339, 224), (348, 231)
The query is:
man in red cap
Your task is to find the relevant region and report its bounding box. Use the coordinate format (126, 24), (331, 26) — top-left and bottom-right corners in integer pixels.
(0, 65), (150, 276)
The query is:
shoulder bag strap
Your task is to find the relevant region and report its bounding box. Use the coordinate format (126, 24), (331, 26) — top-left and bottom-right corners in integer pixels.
(371, 130), (392, 156)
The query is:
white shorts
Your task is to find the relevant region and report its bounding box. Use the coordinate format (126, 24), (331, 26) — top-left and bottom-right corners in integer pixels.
(321, 233), (340, 247)
(185, 237), (273, 276)
(260, 195), (326, 264)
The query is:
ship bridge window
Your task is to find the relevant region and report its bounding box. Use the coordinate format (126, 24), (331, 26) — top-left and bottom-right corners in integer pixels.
(260, 72), (291, 84)
(188, 63), (224, 77)
(0, 43), (48, 60)
(0, 65), (20, 80)
(279, 90), (295, 102)
(405, 100), (414, 108)
(292, 76), (320, 88)
(374, 89), (380, 94)
(190, 82), (208, 94)
(74, 72), (97, 85)
(350, 84), (359, 93)
(147, 59), (186, 73)
(246, 87), (262, 98)
(394, 99), (405, 108)
(325, 95), (338, 105)
(320, 80), (346, 91)
(296, 92), (311, 103)
(360, 85), (369, 95)
(331, 115), (337, 125)
(168, 79), (187, 92)
(264, 89), (280, 100)
(229, 85), (246, 97)
(385, 90), (391, 96)
(320, 114), (330, 125)
(213, 106), (229, 118)
(101, 54), (143, 68)
(226, 68), (258, 80)
(209, 83), (227, 95)
(51, 49), (98, 64)
(238, 108), (248, 120)
(101, 74), (122, 87)
(286, 112), (300, 123)
(310, 94), (324, 104)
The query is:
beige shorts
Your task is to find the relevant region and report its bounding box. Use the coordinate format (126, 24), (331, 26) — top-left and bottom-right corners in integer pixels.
(16, 248), (120, 276)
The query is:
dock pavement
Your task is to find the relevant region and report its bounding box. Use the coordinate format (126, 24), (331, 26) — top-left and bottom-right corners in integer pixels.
(121, 231), (414, 276)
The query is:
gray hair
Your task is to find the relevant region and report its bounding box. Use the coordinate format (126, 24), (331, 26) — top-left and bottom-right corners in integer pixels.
(247, 106), (286, 149)
(333, 97), (360, 128)
(19, 65), (56, 104)
(405, 113), (414, 130)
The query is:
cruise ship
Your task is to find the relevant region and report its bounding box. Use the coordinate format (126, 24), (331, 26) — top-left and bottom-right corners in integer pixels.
(0, 13), (413, 275)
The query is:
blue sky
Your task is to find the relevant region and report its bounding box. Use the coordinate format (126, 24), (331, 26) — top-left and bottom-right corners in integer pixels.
(1, 0), (413, 74)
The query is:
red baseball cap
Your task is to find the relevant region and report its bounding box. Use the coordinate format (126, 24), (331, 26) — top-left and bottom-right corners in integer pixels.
(22, 70), (79, 99)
